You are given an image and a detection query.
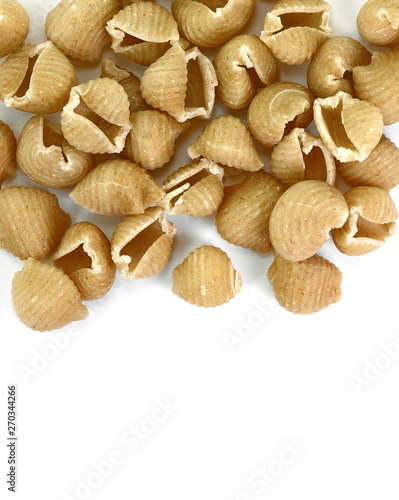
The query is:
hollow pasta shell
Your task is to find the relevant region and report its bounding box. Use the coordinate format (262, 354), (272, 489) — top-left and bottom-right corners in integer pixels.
(172, 0), (255, 48)
(0, 41), (77, 114)
(260, 0), (332, 65)
(61, 77), (131, 155)
(215, 171), (284, 254)
(331, 186), (398, 256)
(357, 0), (399, 48)
(12, 258), (88, 332)
(187, 115), (263, 172)
(269, 180), (349, 261)
(247, 82), (314, 148)
(52, 222), (116, 301)
(172, 245), (242, 307)
(111, 206), (176, 279)
(70, 159), (164, 216)
(141, 44), (218, 122)
(313, 91), (383, 163)
(267, 252), (342, 314)
(0, 121), (17, 188)
(0, 0), (29, 58)
(159, 159), (224, 217)
(45, 0), (122, 63)
(0, 186), (71, 260)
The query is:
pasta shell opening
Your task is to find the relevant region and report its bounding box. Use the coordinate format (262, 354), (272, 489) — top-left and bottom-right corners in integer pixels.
(354, 216), (393, 241)
(54, 243), (93, 275)
(14, 54), (38, 99)
(319, 100), (356, 153)
(276, 11), (326, 33)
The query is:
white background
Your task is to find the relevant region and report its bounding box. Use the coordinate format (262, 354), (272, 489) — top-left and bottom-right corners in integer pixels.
(1, 1), (399, 499)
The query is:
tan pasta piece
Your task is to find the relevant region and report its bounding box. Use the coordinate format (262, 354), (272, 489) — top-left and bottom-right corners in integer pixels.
(141, 44), (218, 122)
(0, 42), (77, 115)
(215, 171), (284, 254)
(111, 207), (176, 279)
(106, 1), (179, 66)
(213, 34), (279, 110)
(61, 77), (131, 155)
(247, 82), (314, 148)
(159, 159), (224, 217)
(70, 159), (164, 216)
(0, 186), (71, 260)
(187, 115), (263, 172)
(313, 91), (383, 163)
(0, 121), (17, 188)
(172, 0), (255, 48)
(0, 0), (29, 58)
(260, 0), (332, 65)
(357, 0), (399, 48)
(52, 222), (116, 301)
(172, 245), (242, 307)
(267, 252), (342, 314)
(270, 128), (336, 186)
(332, 186), (398, 256)
(269, 180), (348, 261)
(45, 0), (122, 63)
(12, 259), (88, 332)
(17, 116), (95, 190)
(307, 36), (371, 98)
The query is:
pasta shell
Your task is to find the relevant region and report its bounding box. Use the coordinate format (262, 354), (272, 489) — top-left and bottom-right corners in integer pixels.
(172, 245), (242, 307)
(313, 91), (383, 162)
(332, 186), (398, 256)
(247, 82), (314, 148)
(159, 159), (224, 216)
(0, 0), (29, 58)
(111, 206), (176, 279)
(141, 44), (218, 122)
(0, 41), (77, 114)
(357, 0), (399, 49)
(307, 36), (371, 98)
(61, 77), (131, 155)
(213, 34), (279, 110)
(270, 127), (336, 186)
(269, 180), (348, 261)
(106, 1), (179, 66)
(0, 121), (17, 188)
(70, 159), (164, 216)
(187, 115), (263, 172)
(267, 252), (342, 314)
(12, 258), (88, 332)
(215, 171), (284, 254)
(171, 0), (255, 48)
(52, 222), (116, 301)
(0, 186), (71, 260)
(17, 115), (95, 190)
(260, 0), (332, 65)
(45, 0), (122, 63)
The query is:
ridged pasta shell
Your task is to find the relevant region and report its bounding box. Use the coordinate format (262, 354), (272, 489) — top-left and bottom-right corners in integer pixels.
(267, 252), (342, 314)
(187, 115), (263, 172)
(270, 127), (336, 186)
(260, 0), (332, 65)
(313, 91), (383, 162)
(332, 186), (398, 256)
(141, 44), (218, 122)
(0, 121), (17, 188)
(172, 245), (242, 307)
(172, 0), (255, 48)
(0, 0), (29, 58)
(215, 171), (284, 254)
(52, 222), (116, 301)
(12, 258), (88, 332)
(17, 115), (95, 190)
(70, 159), (164, 216)
(213, 34), (279, 110)
(307, 36), (371, 98)
(159, 158), (224, 216)
(0, 41), (77, 114)
(45, 0), (122, 63)
(247, 82), (314, 148)
(353, 50), (399, 126)
(111, 206), (176, 279)
(106, 1), (179, 66)
(357, 0), (399, 48)
(269, 180), (349, 261)
(0, 186), (71, 260)
(61, 77), (131, 155)
(124, 110), (190, 170)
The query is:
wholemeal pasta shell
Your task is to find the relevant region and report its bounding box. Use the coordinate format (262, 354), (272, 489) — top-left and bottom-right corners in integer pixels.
(0, 0), (29, 58)
(357, 0), (399, 48)
(0, 121), (17, 187)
